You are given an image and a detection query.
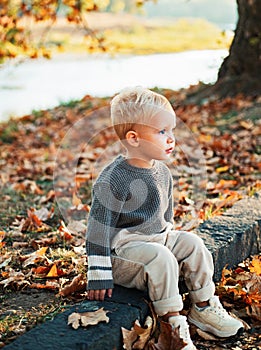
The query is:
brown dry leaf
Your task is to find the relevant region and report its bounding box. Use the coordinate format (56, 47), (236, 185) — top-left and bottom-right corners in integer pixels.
(59, 273), (86, 297)
(68, 308), (109, 330)
(31, 236), (57, 250)
(21, 208), (51, 233)
(12, 180), (43, 195)
(39, 189), (56, 204)
(72, 191), (82, 207)
(246, 302), (261, 321)
(147, 321), (187, 350)
(122, 324), (139, 350)
(68, 312), (81, 330)
(122, 317), (154, 350)
(59, 220), (74, 241)
(196, 328), (219, 340)
(0, 269), (30, 289)
(133, 316), (154, 349)
(22, 246), (48, 267)
(34, 207), (54, 221)
(80, 308), (110, 326)
(30, 281), (59, 290)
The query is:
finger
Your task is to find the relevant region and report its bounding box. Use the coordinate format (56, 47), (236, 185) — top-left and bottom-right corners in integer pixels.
(107, 289), (113, 298)
(99, 289), (106, 301)
(94, 290), (101, 301)
(88, 290), (94, 300)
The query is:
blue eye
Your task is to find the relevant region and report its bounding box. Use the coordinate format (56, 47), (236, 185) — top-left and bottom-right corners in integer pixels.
(159, 129), (166, 135)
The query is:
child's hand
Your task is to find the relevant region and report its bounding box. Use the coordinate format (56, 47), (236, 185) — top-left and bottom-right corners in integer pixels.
(87, 288), (113, 301)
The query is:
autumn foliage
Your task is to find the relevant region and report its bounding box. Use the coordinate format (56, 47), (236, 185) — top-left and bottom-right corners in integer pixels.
(0, 0), (105, 61)
(0, 0), (148, 61)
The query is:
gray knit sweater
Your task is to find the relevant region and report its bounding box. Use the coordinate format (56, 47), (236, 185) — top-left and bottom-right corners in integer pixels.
(86, 155), (174, 290)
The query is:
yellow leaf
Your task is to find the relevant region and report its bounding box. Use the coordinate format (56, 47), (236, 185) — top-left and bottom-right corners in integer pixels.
(198, 134), (212, 143)
(249, 256), (261, 276)
(47, 264), (58, 277)
(216, 166), (229, 173)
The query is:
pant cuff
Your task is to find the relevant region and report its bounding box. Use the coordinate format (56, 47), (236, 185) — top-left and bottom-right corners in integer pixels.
(189, 282), (215, 303)
(152, 295), (183, 316)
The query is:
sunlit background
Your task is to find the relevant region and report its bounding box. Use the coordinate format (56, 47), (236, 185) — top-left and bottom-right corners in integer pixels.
(0, 0), (237, 121)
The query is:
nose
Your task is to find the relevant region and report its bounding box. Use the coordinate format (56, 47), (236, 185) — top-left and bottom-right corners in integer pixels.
(167, 132), (175, 144)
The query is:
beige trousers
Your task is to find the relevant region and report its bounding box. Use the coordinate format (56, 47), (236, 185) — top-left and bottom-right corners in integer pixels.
(112, 230), (215, 316)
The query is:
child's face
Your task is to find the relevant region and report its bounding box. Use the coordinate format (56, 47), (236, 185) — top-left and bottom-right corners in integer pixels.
(128, 109), (176, 164)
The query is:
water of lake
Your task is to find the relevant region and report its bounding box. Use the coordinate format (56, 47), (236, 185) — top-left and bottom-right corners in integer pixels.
(0, 49), (228, 121)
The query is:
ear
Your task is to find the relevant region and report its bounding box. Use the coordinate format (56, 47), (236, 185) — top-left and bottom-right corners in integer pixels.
(125, 130), (139, 147)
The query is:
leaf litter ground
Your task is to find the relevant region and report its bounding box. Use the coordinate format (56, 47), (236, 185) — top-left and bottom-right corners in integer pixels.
(0, 87), (260, 348)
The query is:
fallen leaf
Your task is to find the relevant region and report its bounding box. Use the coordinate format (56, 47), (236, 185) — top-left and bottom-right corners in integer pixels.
(59, 221), (74, 241)
(80, 308), (110, 326)
(249, 256), (261, 276)
(68, 312), (81, 329)
(196, 328), (219, 340)
(147, 321), (187, 350)
(72, 191), (82, 207)
(30, 281), (59, 290)
(68, 308), (109, 329)
(22, 246), (48, 267)
(59, 273), (86, 297)
(215, 165), (229, 173)
(0, 269), (30, 289)
(133, 316), (154, 349)
(46, 264), (59, 277)
(122, 317), (154, 350)
(122, 324), (139, 350)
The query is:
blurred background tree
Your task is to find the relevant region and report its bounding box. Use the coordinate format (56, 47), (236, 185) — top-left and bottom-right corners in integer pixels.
(0, 0), (260, 96)
(215, 0), (261, 97)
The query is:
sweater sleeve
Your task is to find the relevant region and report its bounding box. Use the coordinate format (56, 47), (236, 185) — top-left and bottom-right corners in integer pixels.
(164, 171), (174, 225)
(86, 181), (124, 290)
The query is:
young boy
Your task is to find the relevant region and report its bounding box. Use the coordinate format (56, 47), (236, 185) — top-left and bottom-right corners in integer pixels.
(86, 87), (243, 349)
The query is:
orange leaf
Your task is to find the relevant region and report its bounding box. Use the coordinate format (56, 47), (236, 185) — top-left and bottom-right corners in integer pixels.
(30, 281), (59, 290)
(47, 264), (59, 277)
(249, 256), (261, 276)
(59, 221), (73, 240)
(33, 266), (50, 277)
(72, 192), (82, 207)
(216, 179), (238, 189)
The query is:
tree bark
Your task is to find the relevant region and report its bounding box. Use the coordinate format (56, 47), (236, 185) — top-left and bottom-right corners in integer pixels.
(216, 0), (261, 96)
(188, 0), (261, 100)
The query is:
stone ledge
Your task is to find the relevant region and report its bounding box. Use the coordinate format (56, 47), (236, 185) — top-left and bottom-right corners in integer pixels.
(4, 192), (261, 350)
(4, 286), (149, 350)
(195, 192), (261, 281)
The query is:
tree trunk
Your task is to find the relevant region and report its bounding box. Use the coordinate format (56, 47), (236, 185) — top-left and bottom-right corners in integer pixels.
(188, 0), (261, 100)
(215, 0), (261, 96)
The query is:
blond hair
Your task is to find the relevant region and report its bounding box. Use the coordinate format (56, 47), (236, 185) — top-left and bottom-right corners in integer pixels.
(110, 86), (173, 140)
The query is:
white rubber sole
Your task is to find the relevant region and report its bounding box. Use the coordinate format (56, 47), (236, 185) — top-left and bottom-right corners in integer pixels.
(188, 316), (243, 338)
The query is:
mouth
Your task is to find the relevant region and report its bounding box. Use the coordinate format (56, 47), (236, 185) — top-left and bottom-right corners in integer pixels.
(165, 147), (173, 154)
